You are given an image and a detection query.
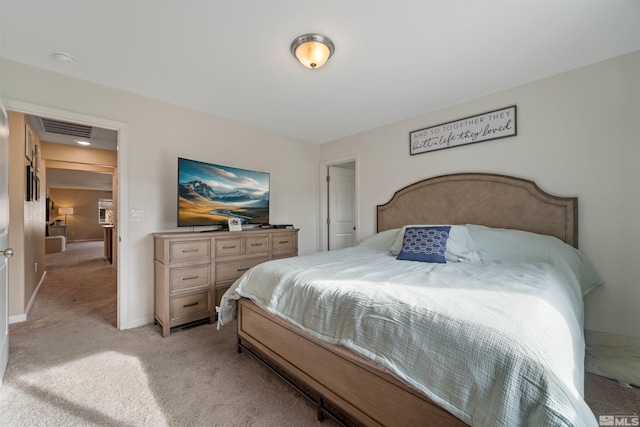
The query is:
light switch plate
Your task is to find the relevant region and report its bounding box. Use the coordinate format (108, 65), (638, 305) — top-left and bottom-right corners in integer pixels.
(130, 209), (144, 222)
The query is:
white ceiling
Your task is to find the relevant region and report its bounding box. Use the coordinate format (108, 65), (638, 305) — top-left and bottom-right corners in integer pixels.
(28, 115), (118, 151)
(1, 1), (639, 145)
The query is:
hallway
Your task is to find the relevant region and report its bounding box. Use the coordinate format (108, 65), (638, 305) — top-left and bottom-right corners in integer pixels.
(36, 240), (116, 328)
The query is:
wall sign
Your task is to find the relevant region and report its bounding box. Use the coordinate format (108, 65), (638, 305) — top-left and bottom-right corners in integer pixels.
(410, 105), (517, 155)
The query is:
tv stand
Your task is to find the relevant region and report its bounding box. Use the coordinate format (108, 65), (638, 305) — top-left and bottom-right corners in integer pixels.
(153, 228), (299, 337)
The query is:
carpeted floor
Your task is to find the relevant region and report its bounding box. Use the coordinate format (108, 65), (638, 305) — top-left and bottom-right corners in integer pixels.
(0, 241), (329, 426)
(0, 241), (637, 426)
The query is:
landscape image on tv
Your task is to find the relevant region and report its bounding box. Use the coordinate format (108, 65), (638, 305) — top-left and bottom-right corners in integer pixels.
(178, 157), (269, 227)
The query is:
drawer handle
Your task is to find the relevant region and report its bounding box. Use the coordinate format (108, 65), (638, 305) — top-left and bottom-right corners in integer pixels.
(237, 267), (250, 272)
(222, 245), (237, 249)
(183, 302), (199, 308)
(182, 249), (199, 253)
(250, 243), (263, 247)
(279, 240), (289, 244)
(183, 275), (199, 281)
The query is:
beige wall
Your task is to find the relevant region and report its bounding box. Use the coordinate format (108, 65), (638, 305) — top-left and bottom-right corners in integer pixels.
(320, 51), (640, 338)
(7, 112), (46, 318)
(48, 188), (113, 242)
(41, 141), (117, 242)
(0, 58), (319, 328)
(42, 141), (116, 170)
(6, 51), (636, 338)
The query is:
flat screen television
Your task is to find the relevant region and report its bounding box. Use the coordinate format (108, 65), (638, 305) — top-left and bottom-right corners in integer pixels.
(177, 157), (269, 228)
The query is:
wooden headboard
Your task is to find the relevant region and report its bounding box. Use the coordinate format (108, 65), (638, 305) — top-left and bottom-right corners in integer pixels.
(377, 173), (578, 247)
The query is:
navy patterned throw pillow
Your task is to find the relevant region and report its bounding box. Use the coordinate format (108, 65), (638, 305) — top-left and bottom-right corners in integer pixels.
(396, 226), (451, 263)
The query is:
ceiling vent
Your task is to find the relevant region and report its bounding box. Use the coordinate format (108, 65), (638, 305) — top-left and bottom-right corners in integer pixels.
(39, 117), (94, 139)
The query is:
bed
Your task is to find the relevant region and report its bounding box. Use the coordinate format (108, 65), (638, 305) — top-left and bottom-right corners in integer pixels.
(217, 173), (601, 426)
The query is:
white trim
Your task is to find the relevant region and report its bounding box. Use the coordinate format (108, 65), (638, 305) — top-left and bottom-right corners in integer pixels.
(4, 99), (130, 330)
(5, 100), (123, 131)
(22, 270), (47, 320)
(126, 316), (155, 330)
(319, 154), (359, 252)
(8, 314), (26, 324)
(116, 126), (129, 330)
(1, 104), (8, 386)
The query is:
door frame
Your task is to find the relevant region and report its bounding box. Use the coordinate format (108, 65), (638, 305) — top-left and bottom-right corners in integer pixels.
(0, 103), (9, 385)
(319, 155), (359, 252)
(4, 99), (129, 330)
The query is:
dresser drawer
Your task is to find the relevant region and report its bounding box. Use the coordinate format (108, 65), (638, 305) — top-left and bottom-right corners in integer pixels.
(170, 291), (210, 320)
(245, 236), (268, 254)
(216, 256), (268, 282)
(154, 228), (297, 337)
(169, 264), (210, 292)
(271, 251), (296, 261)
(271, 233), (296, 251)
(169, 239), (210, 262)
(215, 238), (242, 256)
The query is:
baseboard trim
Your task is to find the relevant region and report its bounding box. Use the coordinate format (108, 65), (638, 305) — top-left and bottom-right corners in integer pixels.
(9, 314), (26, 324)
(586, 329), (640, 387)
(25, 270), (47, 317)
(10, 271), (47, 324)
(122, 316), (155, 330)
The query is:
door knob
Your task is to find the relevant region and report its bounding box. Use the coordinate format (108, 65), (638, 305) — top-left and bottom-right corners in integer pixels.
(1, 248), (14, 258)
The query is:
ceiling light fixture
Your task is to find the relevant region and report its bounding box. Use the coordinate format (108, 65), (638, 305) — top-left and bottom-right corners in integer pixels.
(77, 140), (91, 146)
(52, 52), (76, 65)
(290, 34), (335, 69)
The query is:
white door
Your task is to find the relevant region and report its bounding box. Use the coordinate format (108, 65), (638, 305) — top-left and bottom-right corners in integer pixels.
(328, 165), (356, 250)
(0, 105), (11, 385)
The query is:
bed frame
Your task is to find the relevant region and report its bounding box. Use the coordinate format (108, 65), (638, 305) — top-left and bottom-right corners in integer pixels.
(236, 173), (578, 426)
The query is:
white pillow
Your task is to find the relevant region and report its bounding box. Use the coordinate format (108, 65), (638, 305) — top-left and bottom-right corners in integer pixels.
(465, 224), (602, 295)
(390, 225), (480, 264)
(356, 228), (401, 252)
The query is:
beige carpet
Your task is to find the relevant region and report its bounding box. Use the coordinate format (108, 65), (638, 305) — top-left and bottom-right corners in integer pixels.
(0, 241), (638, 426)
(0, 241), (329, 426)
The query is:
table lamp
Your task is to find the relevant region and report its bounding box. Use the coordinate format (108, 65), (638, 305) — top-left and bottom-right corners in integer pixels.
(58, 207), (74, 225)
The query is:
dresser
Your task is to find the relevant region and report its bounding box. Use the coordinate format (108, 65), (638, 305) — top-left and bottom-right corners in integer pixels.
(153, 228), (298, 337)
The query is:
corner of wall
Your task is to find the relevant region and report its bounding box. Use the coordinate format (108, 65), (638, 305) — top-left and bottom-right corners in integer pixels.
(7, 111), (46, 317)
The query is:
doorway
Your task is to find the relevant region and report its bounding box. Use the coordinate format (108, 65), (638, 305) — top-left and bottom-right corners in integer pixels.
(320, 156), (358, 252)
(4, 99), (129, 330)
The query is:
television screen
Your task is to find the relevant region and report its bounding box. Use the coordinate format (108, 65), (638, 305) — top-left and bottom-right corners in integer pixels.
(178, 157), (269, 227)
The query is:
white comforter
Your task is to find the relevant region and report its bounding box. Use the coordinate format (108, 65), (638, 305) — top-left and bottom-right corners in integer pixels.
(219, 237), (598, 426)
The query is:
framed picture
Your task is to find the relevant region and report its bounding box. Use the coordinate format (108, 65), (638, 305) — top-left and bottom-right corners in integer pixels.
(26, 165), (33, 201)
(409, 105), (517, 155)
(35, 176), (40, 201)
(35, 144), (41, 172)
(25, 124), (34, 162)
(228, 218), (242, 232)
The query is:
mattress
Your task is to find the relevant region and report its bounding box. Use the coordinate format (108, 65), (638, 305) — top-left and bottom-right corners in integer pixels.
(218, 226), (600, 426)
